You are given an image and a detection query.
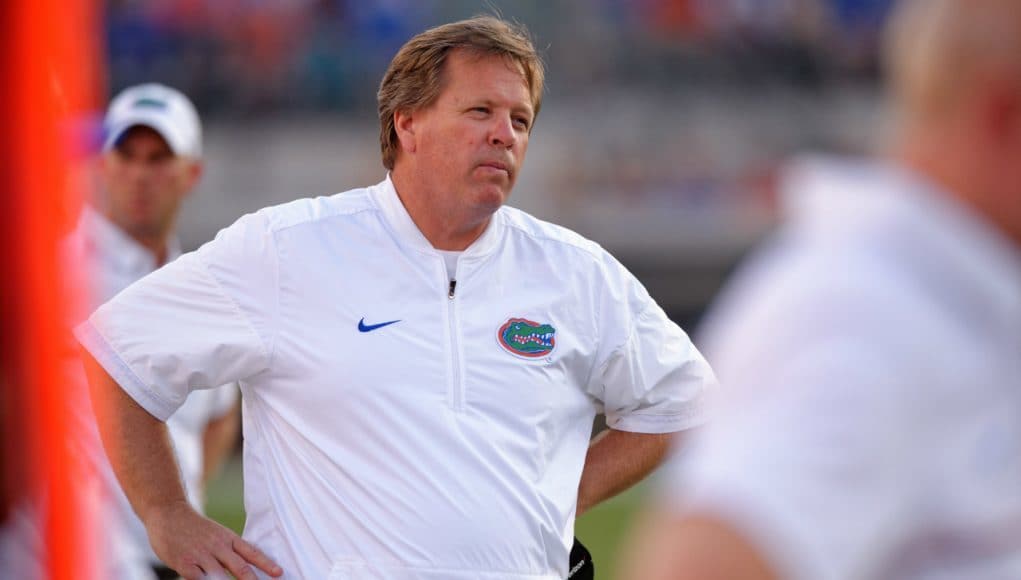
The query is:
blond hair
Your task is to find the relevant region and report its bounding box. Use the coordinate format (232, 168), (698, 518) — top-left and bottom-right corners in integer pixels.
(377, 16), (545, 170)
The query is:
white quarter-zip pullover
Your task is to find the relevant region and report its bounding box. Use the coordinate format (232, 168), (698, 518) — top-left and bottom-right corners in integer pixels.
(77, 176), (715, 579)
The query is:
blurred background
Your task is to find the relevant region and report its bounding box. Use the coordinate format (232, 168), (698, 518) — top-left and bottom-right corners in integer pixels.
(98, 0), (894, 573)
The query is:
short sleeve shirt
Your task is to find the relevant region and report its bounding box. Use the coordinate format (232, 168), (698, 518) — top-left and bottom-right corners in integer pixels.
(77, 177), (716, 579)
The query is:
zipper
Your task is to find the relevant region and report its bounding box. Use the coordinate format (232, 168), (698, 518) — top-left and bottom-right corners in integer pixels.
(446, 274), (463, 411)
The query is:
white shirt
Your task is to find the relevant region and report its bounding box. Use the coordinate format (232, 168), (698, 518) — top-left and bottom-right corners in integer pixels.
(436, 249), (461, 280)
(73, 205), (184, 305)
(67, 207), (238, 571)
(76, 176), (715, 579)
(668, 158), (1021, 580)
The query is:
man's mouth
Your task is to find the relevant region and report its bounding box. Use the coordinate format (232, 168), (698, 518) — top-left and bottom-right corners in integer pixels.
(479, 161), (510, 174)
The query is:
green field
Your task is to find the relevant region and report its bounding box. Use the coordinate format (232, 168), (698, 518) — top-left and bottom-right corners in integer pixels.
(575, 483), (651, 575)
(203, 457), (247, 533)
(205, 458), (653, 577)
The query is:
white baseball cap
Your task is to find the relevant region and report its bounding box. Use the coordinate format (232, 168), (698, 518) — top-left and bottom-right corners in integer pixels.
(103, 83), (202, 158)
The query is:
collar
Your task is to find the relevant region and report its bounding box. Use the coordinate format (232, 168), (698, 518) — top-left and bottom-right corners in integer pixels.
(370, 174), (503, 259)
(79, 205), (182, 272)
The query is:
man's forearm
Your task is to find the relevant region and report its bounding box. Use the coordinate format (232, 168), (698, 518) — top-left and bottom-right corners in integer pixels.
(81, 352), (282, 578)
(575, 428), (672, 517)
(82, 351), (190, 521)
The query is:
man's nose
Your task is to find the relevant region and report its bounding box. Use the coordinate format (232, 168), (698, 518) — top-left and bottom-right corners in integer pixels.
(488, 115), (517, 149)
(123, 159), (154, 184)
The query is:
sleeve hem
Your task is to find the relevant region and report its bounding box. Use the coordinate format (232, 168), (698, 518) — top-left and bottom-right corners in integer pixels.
(607, 409), (706, 434)
(73, 320), (178, 421)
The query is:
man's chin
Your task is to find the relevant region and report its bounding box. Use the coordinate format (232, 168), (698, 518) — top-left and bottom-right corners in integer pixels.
(472, 189), (508, 213)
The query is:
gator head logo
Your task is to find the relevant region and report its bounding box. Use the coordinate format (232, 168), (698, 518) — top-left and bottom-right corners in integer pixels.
(498, 318), (556, 358)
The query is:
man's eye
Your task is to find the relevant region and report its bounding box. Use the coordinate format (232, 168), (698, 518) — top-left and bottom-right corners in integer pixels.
(514, 118), (530, 130)
(471, 107), (489, 114)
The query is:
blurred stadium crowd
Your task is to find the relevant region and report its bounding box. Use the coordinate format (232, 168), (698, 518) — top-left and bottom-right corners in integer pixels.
(106, 0), (892, 113)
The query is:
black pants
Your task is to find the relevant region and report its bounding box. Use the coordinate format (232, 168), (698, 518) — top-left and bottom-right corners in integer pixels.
(568, 537), (595, 579)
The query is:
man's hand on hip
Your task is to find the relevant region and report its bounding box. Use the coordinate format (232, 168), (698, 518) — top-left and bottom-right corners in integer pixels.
(145, 500), (282, 580)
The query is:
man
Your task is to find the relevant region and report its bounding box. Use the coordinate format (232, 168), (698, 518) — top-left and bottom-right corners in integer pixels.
(621, 0), (1021, 578)
(67, 83), (240, 578)
(76, 17), (716, 580)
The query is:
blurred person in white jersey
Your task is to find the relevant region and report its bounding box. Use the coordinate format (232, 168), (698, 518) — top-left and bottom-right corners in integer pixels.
(75, 16), (716, 580)
(620, 0), (1021, 579)
(67, 83), (240, 579)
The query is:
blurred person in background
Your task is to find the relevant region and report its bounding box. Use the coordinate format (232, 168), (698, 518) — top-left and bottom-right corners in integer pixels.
(66, 83), (240, 579)
(620, 0), (1021, 578)
(76, 16), (716, 580)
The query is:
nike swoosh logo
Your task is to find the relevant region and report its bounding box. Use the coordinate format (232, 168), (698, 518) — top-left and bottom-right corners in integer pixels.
(358, 318), (401, 333)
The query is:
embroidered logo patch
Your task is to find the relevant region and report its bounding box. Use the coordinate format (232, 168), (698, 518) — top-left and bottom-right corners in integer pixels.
(498, 318), (556, 358)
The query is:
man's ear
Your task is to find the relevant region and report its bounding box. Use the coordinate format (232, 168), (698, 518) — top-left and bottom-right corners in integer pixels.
(183, 160), (204, 197)
(393, 109), (417, 155)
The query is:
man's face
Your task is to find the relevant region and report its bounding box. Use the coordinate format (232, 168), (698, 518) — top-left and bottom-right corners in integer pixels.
(99, 125), (200, 241)
(404, 50), (534, 220)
